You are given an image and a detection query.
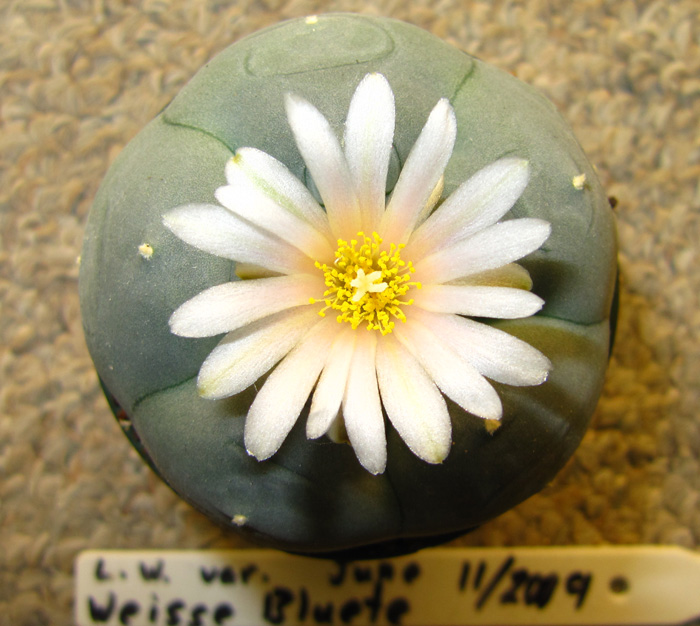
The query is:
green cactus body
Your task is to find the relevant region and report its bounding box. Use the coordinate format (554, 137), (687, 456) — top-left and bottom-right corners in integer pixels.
(80, 14), (617, 555)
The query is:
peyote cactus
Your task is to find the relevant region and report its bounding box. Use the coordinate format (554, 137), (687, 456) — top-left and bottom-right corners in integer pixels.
(80, 14), (617, 556)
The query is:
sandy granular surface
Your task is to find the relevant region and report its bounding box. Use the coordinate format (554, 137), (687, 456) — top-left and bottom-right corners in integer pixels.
(1, 1), (699, 624)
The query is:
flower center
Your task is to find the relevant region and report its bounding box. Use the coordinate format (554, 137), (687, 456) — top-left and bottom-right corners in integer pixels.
(310, 232), (421, 335)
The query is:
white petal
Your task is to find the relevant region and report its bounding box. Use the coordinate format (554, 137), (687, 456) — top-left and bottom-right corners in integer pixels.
(413, 284), (544, 319)
(216, 182), (333, 261)
(197, 307), (322, 399)
(447, 263), (533, 290)
(379, 98), (457, 245)
(375, 334), (452, 463)
(406, 158), (529, 261)
(342, 330), (386, 474)
(244, 317), (337, 461)
(394, 318), (502, 420)
(225, 147), (333, 240)
(285, 93), (361, 239)
(163, 203), (315, 275)
(414, 218), (551, 285)
(169, 274), (323, 338)
(344, 73), (395, 231)
(411, 307), (551, 386)
(307, 328), (356, 439)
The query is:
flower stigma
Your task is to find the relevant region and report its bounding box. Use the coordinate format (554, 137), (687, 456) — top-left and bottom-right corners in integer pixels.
(309, 232), (421, 335)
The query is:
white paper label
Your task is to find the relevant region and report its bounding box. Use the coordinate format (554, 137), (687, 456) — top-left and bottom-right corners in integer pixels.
(74, 546), (700, 626)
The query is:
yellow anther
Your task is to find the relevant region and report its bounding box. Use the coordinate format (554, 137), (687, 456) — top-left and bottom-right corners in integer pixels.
(311, 232), (421, 334)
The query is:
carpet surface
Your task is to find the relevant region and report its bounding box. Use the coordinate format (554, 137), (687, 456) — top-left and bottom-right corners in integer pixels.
(1, 1), (699, 624)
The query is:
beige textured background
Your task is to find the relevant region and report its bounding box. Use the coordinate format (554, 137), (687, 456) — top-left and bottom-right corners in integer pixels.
(1, 1), (699, 624)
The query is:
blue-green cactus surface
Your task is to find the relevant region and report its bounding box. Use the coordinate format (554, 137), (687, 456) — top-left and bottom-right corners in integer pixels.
(80, 14), (617, 554)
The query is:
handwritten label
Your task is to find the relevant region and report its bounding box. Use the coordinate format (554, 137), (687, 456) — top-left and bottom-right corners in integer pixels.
(74, 546), (700, 625)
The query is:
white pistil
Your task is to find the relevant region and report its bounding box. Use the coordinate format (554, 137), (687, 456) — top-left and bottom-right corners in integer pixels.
(351, 268), (388, 302)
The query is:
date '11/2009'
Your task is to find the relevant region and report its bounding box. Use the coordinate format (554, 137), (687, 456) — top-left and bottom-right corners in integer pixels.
(457, 556), (593, 611)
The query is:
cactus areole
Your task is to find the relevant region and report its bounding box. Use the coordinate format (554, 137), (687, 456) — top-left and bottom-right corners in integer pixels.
(79, 14), (617, 557)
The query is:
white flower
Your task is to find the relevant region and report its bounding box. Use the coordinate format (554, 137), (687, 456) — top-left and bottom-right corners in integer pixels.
(163, 73), (552, 474)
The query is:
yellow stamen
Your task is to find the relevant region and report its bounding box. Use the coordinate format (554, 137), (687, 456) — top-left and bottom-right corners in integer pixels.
(310, 232), (421, 335)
